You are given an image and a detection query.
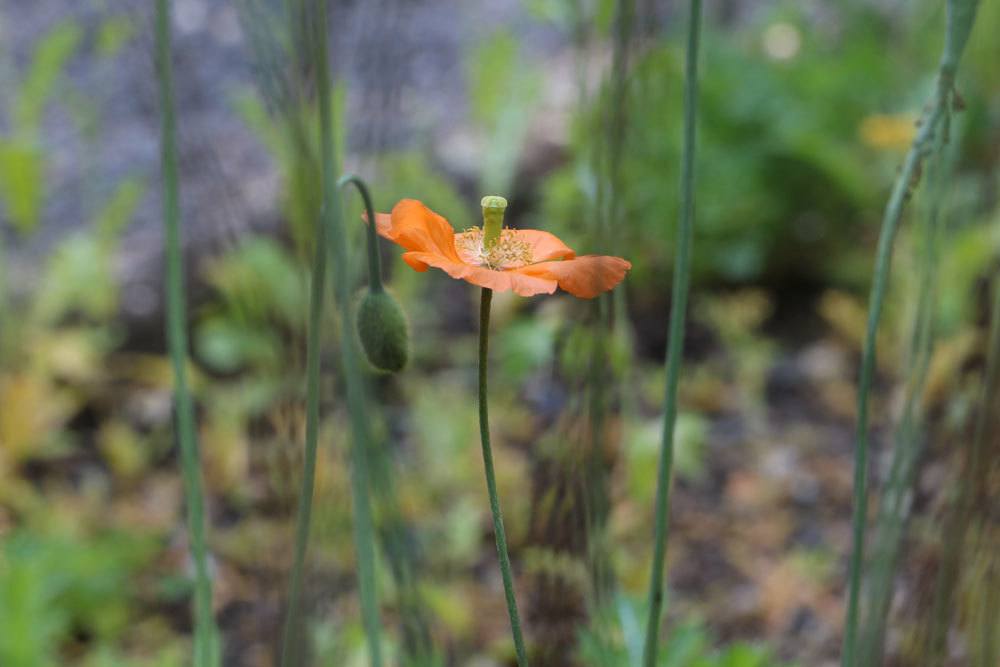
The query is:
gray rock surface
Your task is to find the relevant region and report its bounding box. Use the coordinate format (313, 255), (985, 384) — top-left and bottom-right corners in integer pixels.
(0, 0), (568, 328)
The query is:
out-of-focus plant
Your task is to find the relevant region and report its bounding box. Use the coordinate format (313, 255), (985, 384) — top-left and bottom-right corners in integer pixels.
(0, 177), (143, 470)
(467, 31), (541, 196)
(522, 0), (615, 35)
(644, 1), (702, 664)
(840, 0), (981, 664)
(0, 22), (80, 236)
(235, 4), (446, 663)
(0, 530), (158, 667)
(858, 121), (953, 666)
(579, 602), (788, 667)
(154, 0), (220, 663)
(696, 290), (775, 423)
(279, 1), (385, 665)
(538, 2), (949, 290)
(925, 246), (1000, 663)
(196, 237), (306, 377)
(33, 178), (144, 325)
(233, 86), (347, 256)
(0, 10), (142, 470)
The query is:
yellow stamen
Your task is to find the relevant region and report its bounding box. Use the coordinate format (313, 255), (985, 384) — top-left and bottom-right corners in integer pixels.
(457, 227), (532, 269)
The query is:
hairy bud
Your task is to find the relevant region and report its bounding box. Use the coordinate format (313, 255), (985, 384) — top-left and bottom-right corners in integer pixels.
(356, 290), (410, 373)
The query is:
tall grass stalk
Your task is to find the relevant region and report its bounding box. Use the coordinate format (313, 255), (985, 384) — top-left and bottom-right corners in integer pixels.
(858, 134), (950, 667)
(153, 1), (220, 664)
(369, 445), (435, 666)
(584, 0), (635, 608)
(313, 0), (384, 663)
(641, 1), (702, 664)
(840, 2), (980, 664)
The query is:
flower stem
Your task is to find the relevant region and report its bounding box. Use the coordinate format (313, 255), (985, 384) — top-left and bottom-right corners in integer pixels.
(154, 1), (219, 664)
(478, 287), (529, 666)
(642, 1), (702, 665)
(338, 174), (383, 294)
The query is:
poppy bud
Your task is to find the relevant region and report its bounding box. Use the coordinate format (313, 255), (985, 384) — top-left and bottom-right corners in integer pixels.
(480, 195), (508, 249)
(356, 290), (410, 373)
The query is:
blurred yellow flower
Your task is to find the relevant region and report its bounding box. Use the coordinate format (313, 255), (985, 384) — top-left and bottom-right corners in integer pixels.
(859, 113), (917, 151)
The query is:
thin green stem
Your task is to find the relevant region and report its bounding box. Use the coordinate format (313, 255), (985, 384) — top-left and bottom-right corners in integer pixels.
(641, 1), (701, 665)
(858, 131), (949, 667)
(279, 131), (329, 667)
(842, 2), (980, 663)
(313, 1), (383, 664)
(843, 106), (941, 667)
(154, 2), (219, 665)
(478, 288), (529, 666)
(338, 174), (383, 293)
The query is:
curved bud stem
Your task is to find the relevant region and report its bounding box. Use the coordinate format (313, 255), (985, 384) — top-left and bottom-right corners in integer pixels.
(339, 174), (383, 294)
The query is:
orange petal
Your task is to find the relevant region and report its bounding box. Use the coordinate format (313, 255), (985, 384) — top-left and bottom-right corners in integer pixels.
(401, 251), (559, 297)
(374, 200), (461, 260)
(511, 229), (576, 263)
(515, 255), (631, 299)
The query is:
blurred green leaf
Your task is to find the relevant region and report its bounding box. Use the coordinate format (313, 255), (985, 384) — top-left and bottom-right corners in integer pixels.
(96, 16), (135, 59)
(31, 179), (143, 323)
(14, 22), (82, 139)
(0, 139), (44, 235)
(0, 530), (157, 667)
(468, 30), (542, 194)
(580, 604), (787, 667)
(196, 316), (282, 373)
(94, 177), (144, 244)
(203, 236), (305, 327)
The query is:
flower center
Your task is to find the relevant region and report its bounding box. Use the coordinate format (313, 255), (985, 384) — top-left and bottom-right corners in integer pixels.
(456, 227), (533, 270)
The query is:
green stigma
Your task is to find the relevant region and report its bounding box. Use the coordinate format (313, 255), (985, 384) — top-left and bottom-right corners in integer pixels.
(481, 195), (508, 249)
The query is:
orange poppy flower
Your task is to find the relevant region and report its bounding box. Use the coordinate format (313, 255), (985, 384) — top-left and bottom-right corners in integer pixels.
(373, 199), (631, 298)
